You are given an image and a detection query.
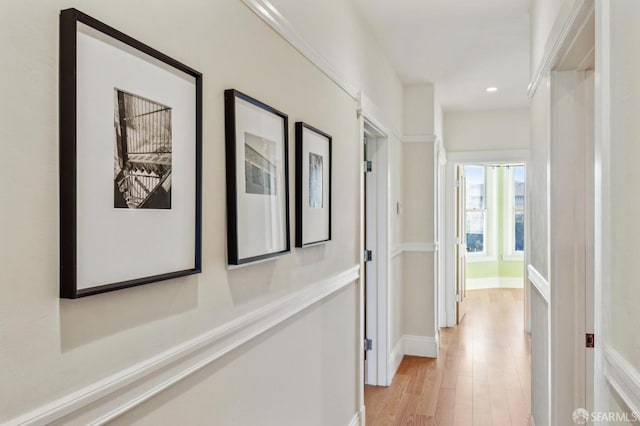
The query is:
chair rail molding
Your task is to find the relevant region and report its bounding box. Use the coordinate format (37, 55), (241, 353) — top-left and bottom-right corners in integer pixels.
(605, 346), (640, 416)
(391, 242), (438, 258)
(4, 266), (360, 426)
(527, 264), (550, 304)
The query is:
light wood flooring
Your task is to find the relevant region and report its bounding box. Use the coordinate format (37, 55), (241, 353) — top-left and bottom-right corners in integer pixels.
(364, 288), (531, 426)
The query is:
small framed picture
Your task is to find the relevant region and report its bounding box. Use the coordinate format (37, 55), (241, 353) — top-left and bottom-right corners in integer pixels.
(295, 122), (332, 247)
(59, 9), (202, 298)
(224, 89), (290, 265)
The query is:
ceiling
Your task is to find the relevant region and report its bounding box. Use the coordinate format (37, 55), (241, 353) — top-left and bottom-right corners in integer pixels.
(350, 0), (531, 111)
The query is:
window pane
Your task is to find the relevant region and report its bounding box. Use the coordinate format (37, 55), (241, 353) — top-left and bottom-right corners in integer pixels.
(465, 166), (484, 209)
(513, 166), (525, 209)
(515, 211), (524, 251)
(466, 211), (484, 252)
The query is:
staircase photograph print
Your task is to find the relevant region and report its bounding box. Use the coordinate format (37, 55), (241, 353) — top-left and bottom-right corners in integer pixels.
(114, 90), (173, 210)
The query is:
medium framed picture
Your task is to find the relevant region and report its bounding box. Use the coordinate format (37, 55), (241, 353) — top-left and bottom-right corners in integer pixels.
(224, 90), (290, 265)
(59, 9), (202, 298)
(295, 122), (332, 247)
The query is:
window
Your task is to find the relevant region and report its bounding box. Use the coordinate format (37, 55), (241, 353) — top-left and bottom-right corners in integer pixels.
(504, 165), (525, 258)
(465, 166), (487, 255)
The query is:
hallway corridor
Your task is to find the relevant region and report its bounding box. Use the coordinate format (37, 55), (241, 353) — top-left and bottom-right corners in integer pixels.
(365, 288), (531, 425)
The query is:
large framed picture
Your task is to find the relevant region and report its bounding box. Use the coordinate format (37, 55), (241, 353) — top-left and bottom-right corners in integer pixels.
(59, 9), (202, 298)
(224, 89), (290, 265)
(295, 122), (332, 247)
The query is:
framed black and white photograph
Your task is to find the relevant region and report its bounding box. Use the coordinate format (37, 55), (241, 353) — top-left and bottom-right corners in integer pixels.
(59, 9), (202, 298)
(295, 122), (332, 247)
(225, 89), (290, 265)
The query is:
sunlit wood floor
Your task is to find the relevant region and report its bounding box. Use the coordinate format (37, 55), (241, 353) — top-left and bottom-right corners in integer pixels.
(364, 288), (531, 426)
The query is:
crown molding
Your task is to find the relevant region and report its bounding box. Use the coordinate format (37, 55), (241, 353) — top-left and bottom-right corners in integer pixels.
(241, 0), (404, 140)
(240, 0), (359, 101)
(528, 0), (594, 99)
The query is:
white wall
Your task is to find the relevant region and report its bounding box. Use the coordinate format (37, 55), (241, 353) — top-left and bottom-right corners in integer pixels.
(390, 136), (405, 355)
(111, 285), (358, 426)
(444, 108), (530, 152)
(402, 143), (436, 339)
(268, 0), (404, 134)
(266, 0), (408, 380)
(393, 84), (440, 354)
(403, 84), (435, 136)
(0, 0), (405, 423)
(605, 0), (640, 397)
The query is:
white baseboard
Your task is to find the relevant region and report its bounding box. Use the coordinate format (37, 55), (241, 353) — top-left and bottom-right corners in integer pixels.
(466, 277), (524, 290)
(605, 346), (640, 417)
(5, 266), (360, 426)
(404, 335), (438, 358)
(387, 334), (439, 383)
(388, 338), (404, 382)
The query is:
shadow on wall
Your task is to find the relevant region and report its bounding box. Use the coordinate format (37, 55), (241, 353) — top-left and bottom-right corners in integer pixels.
(59, 275), (198, 352)
(227, 260), (277, 304)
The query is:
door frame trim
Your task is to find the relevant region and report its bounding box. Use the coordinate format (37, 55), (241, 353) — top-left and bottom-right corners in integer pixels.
(360, 114), (391, 387)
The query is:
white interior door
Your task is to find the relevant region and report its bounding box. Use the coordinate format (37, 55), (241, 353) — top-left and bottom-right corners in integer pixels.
(456, 166), (467, 324)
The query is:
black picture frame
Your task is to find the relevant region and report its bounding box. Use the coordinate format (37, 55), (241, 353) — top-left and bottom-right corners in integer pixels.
(225, 89), (291, 265)
(59, 8), (202, 298)
(295, 122), (332, 247)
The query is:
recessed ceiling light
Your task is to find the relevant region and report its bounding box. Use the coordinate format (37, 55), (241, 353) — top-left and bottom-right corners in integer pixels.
(486, 87), (498, 92)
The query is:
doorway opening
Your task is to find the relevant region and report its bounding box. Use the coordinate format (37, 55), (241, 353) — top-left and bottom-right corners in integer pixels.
(444, 152), (529, 329)
(459, 163), (526, 324)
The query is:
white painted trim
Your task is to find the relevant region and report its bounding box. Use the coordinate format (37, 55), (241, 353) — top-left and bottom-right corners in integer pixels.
(388, 337), (404, 383)
(390, 243), (438, 258)
(359, 405), (367, 426)
(466, 277), (524, 290)
(403, 335), (439, 358)
(348, 412), (359, 426)
(402, 134), (436, 144)
(605, 346), (640, 416)
(387, 334), (439, 384)
(594, 0), (611, 418)
(359, 93), (402, 142)
(446, 149), (530, 164)
(362, 119), (391, 387)
(527, 264), (550, 304)
(401, 242), (437, 253)
(240, 0), (359, 101)
(348, 406), (366, 426)
(527, 0), (594, 99)
(437, 137), (447, 165)
(4, 266), (360, 426)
